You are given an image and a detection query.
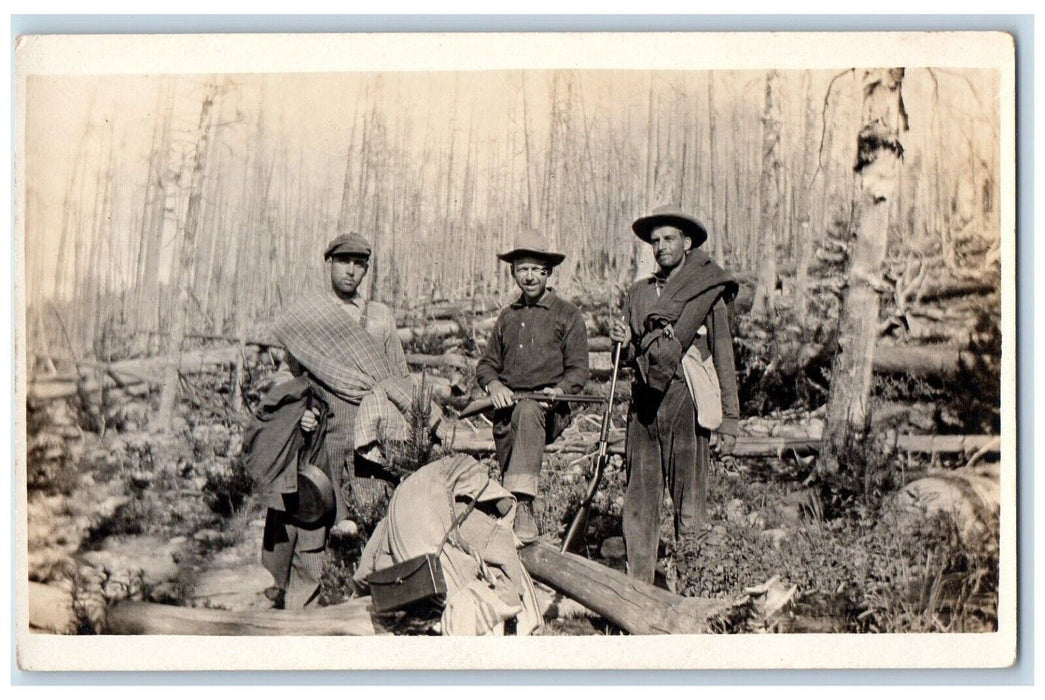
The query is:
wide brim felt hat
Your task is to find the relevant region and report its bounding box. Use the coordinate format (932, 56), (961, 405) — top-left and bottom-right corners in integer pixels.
(293, 463), (336, 524)
(496, 231), (566, 267)
(632, 205), (709, 248)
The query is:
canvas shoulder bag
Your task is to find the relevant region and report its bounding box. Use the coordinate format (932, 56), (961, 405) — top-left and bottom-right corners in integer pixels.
(681, 326), (723, 431)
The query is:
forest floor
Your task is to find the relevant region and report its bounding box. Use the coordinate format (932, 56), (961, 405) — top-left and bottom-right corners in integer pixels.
(25, 379), (1000, 636)
(24, 285), (1004, 635)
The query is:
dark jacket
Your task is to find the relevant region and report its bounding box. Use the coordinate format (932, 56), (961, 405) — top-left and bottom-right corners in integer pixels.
(623, 249), (740, 435)
(242, 376), (329, 500)
(475, 289), (589, 394)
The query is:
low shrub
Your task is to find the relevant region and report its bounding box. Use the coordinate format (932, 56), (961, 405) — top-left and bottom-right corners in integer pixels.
(203, 457), (254, 517)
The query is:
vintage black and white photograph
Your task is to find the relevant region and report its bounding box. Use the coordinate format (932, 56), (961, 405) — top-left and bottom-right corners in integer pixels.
(14, 31), (1016, 670)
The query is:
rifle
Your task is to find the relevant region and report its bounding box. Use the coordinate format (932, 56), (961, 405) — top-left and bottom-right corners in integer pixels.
(560, 337), (623, 554)
(458, 392), (606, 420)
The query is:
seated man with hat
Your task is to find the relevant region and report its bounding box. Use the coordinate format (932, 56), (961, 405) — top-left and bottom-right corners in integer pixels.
(254, 232), (411, 608)
(609, 205), (740, 585)
(475, 232), (590, 543)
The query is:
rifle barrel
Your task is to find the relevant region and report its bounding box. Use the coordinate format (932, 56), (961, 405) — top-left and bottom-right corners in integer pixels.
(458, 393), (606, 419)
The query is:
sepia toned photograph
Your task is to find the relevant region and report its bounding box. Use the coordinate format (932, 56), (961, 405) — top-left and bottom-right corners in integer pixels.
(14, 31), (1016, 671)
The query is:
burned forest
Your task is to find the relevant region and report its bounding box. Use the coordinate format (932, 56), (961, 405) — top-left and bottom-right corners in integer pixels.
(21, 67), (1005, 638)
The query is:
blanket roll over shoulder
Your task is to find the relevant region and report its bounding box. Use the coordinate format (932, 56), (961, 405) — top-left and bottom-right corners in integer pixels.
(636, 249), (738, 393)
(272, 291), (393, 403)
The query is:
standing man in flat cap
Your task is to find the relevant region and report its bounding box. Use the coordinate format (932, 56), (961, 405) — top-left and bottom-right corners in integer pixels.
(258, 232), (410, 608)
(476, 232), (590, 543)
(321, 233), (410, 380)
(608, 205), (740, 584)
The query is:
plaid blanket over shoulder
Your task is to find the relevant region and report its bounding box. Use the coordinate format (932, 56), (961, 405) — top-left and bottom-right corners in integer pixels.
(354, 375), (443, 466)
(272, 290), (392, 403)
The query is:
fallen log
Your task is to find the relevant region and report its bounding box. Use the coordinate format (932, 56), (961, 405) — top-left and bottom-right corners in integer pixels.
(397, 320), (463, 345)
(445, 430), (627, 456)
(405, 352), (473, 371)
(873, 344), (988, 377)
(586, 344), (989, 379)
(28, 347), (244, 400)
(106, 598), (384, 636)
(917, 278), (998, 303)
(519, 543), (731, 634)
(889, 433), (999, 454)
(395, 299), (498, 324)
(30, 361), (451, 406)
(28, 374), (152, 404)
(443, 425), (1000, 458)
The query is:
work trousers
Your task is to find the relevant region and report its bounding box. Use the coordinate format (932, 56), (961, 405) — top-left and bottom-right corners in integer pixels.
(259, 397), (357, 609)
(492, 399), (570, 497)
(623, 379), (711, 584)
(261, 507), (331, 609)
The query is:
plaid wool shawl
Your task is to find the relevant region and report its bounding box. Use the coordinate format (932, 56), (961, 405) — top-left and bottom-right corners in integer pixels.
(354, 375), (443, 466)
(272, 290), (393, 404)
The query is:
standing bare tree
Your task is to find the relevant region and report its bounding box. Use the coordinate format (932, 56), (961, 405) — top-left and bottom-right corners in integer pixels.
(752, 70), (782, 316)
(820, 68), (909, 474)
(153, 85), (218, 431)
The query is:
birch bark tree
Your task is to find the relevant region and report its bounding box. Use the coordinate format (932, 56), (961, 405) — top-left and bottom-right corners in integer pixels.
(820, 68), (909, 474)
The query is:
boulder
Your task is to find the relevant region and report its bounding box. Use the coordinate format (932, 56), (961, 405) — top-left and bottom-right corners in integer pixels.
(80, 535), (181, 587)
(193, 529), (222, 545)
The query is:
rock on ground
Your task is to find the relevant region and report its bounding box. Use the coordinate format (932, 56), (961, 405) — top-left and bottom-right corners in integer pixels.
(888, 462), (1000, 538)
(28, 581), (75, 634)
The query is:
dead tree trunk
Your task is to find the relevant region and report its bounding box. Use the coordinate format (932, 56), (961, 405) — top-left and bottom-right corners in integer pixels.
(153, 87), (217, 431)
(707, 73), (722, 262)
(751, 71), (782, 316)
(795, 71), (819, 328)
(820, 68), (909, 474)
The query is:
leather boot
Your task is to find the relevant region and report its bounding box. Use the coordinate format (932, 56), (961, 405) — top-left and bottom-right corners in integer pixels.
(513, 496), (540, 544)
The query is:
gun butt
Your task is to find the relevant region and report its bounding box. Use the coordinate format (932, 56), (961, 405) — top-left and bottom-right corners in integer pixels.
(560, 504), (591, 554)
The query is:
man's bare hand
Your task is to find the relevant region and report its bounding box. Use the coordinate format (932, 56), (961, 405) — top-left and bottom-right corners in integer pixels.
(537, 385), (563, 410)
(300, 409), (319, 433)
(487, 380), (516, 410)
(609, 317), (631, 346)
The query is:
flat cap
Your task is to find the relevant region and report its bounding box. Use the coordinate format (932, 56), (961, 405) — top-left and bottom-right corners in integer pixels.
(324, 233), (372, 260)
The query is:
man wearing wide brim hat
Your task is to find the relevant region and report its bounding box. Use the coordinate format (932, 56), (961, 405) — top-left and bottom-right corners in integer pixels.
(476, 230), (589, 543)
(609, 205), (740, 585)
(631, 204), (709, 248)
